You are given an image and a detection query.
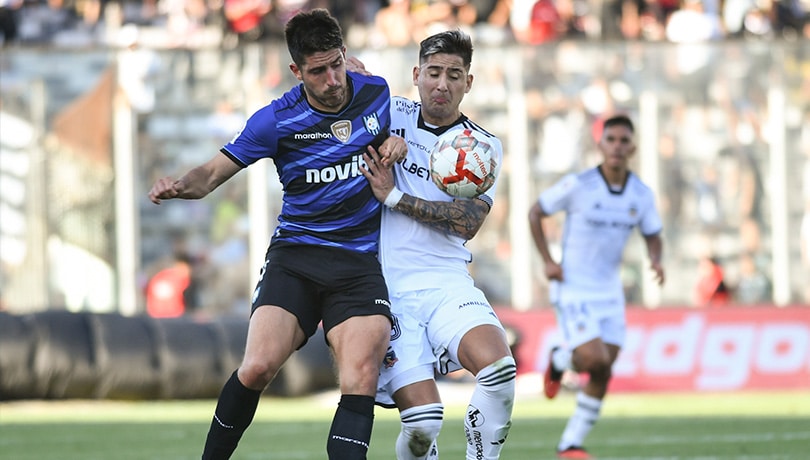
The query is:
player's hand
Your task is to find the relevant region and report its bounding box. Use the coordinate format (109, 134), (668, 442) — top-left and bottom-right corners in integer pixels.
(651, 261), (665, 286)
(346, 56), (371, 76)
(360, 145), (396, 203)
(378, 135), (407, 168)
(544, 261), (564, 282)
(148, 177), (182, 204)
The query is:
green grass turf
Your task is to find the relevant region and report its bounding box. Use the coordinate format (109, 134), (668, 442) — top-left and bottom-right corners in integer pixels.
(2, 388), (809, 459)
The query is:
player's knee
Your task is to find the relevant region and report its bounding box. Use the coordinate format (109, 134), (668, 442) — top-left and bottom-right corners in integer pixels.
(476, 356), (517, 400)
(238, 360), (279, 389)
(573, 350), (611, 375)
(399, 403), (444, 457)
(589, 362), (612, 384)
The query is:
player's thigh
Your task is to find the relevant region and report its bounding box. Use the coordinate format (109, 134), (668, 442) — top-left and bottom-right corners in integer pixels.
(251, 249), (323, 341)
(457, 324), (512, 376)
(427, 285), (504, 374)
(392, 379), (442, 412)
(323, 270), (392, 366)
(329, 314), (391, 364)
(241, 306), (304, 382)
(329, 314), (391, 394)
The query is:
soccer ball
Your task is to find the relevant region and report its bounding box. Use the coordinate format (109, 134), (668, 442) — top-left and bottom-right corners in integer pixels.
(429, 128), (499, 198)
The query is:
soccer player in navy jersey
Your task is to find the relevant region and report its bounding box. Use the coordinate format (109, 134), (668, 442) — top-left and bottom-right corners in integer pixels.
(357, 30), (516, 460)
(528, 114), (665, 459)
(148, 9), (406, 460)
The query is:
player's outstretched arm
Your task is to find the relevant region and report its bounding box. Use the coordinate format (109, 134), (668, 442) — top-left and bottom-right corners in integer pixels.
(148, 153), (241, 204)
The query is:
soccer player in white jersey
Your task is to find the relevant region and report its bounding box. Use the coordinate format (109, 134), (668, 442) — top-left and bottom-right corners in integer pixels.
(528, 114), (665, 459)
(359, 30), (516, 460)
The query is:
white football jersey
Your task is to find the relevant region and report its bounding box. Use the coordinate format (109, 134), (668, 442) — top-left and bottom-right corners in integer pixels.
(539, 167), (662, 304)
(379, 96), (503, 293)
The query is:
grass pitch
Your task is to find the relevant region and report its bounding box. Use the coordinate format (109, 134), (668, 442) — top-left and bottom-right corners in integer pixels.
(2, 382), (809, 459)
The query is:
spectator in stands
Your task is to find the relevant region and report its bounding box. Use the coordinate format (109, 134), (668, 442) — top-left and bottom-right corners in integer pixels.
(525, 0), (563, 44)
(694, 255), (730, 307)
(665, 0), (724, 41)
(0, 0), (22, 46)
(145, 250), (199, 318)
(222, 0), (272, 43)
(734, 252), (771, 305)
(371, 0), (415, 47)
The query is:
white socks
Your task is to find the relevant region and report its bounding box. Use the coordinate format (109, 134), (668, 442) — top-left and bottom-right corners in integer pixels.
(464, 356), (516, 460)
(396, 403), (444, 459)
(558, 391), (602, 451)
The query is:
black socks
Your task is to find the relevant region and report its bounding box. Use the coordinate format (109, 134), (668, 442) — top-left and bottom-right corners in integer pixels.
(201, 371), (262, 460)
(326, 394), (375, 459)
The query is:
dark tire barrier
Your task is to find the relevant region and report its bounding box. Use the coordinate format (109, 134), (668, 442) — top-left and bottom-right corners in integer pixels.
(0, 312), (39, 399)
(30, 310), (98, 399)
(90, 313), (163, 399)
(0, 311), (336, 400)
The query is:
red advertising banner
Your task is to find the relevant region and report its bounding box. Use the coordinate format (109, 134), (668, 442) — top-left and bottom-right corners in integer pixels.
(495, 306), (810, 392)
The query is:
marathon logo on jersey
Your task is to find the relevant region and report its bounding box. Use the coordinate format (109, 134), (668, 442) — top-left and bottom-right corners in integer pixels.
(363, 113), (381, 136)
(294, 132), (332, 140)
(330, 120), (352, 143)
(305, 153), (367, 183)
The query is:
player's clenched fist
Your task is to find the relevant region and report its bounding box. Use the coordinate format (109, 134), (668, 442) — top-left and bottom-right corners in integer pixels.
(148, 177), (182, 204)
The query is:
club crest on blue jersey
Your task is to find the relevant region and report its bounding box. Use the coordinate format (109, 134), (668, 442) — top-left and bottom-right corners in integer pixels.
(363, 113), (381, 136)
(331, 120), (352, 142)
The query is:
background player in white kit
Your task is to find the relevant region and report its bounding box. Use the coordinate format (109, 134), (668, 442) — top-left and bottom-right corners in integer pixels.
(528, 114), (665, 459)
(359, 30), (516, 460)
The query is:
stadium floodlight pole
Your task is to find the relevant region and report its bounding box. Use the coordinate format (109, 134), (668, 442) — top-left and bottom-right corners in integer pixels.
(243, 43), (273, 294)
(639, 90), (662, 308)
(505, 47), (533, 311)
(113, 70), (140, 316)
(767, 82), (790, 306)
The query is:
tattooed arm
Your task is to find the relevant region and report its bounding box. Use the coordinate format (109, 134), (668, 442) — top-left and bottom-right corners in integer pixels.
(361, 144), (491, 240)
(391, 195), (489, 240)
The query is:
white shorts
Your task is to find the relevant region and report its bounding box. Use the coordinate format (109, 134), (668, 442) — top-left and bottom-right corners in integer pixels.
(376, 284), (504, 407)
(554, 296), (626, 349)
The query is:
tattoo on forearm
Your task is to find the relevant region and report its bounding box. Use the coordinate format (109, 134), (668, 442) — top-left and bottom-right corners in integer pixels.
(396, 194), (487, 239)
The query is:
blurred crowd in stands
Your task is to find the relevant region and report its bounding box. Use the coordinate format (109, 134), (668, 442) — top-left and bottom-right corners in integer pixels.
(1, 0), (809, 49)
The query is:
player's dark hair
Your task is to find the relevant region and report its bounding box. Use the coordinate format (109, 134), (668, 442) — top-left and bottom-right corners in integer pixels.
(285, 9), (344, 67)
(419, 29), (473, 69)
(603, 114), (635, 133)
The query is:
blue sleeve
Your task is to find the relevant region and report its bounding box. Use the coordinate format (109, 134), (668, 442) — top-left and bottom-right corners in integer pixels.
(221, 105), (278, 166)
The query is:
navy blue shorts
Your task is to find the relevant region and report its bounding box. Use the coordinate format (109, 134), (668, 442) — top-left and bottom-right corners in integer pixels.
(250, 244), (391, 344)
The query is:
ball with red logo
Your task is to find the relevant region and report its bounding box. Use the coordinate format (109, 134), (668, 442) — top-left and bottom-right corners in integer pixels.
(429, 128), (499, 198)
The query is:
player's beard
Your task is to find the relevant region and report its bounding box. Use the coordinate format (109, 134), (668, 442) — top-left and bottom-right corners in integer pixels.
(317, 86), (347, 111)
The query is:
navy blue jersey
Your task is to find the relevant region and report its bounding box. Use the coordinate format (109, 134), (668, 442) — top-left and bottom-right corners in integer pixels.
(222, 72), (391, 253)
